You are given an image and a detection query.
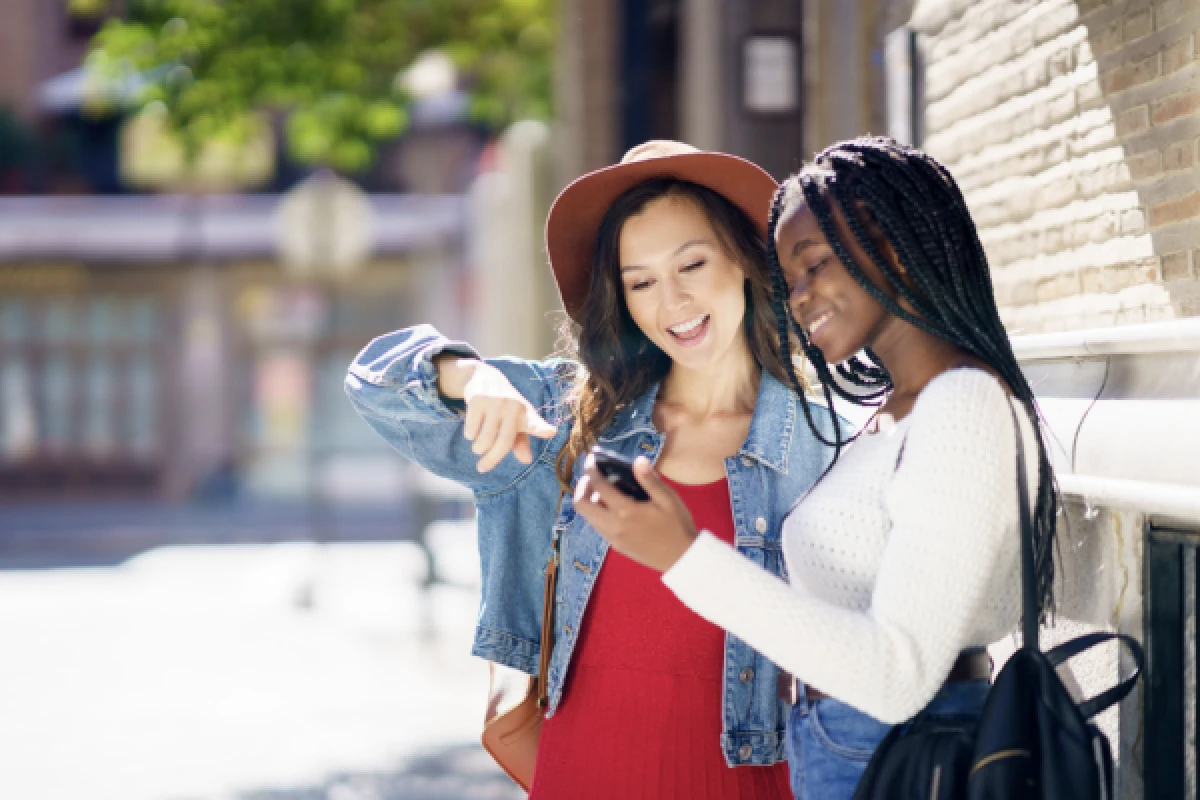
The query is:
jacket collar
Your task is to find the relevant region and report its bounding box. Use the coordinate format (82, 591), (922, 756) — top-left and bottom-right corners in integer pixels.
(596, 380), (660, 442)
(737, 370), (795, 473)
(597, 369), (796, 474)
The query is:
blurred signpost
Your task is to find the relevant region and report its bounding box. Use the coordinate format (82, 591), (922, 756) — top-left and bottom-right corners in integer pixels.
(275, 170), (375, 608)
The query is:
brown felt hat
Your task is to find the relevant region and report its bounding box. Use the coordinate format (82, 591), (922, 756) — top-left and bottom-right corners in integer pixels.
(546, 140), (779, 323)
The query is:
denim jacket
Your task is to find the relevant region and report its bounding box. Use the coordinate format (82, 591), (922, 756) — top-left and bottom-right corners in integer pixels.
(345, 324), (842, 766)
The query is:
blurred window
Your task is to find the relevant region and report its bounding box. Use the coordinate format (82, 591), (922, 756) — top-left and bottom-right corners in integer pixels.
(1, 286), (168, 497)
(127, 357), (158, 456)
(84, 355), (115, 455)
(44, 300), (75, 343)
(41, 355), (74, 453)
(87, 297), (119, 344)
(0, 301), (29, 343)
(128, 298), (160, 342)
(1, 358), (35, 460)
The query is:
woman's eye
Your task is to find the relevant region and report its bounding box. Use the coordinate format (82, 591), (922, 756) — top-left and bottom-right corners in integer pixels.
(629, 280), (652, 291)
(681, 260), (705, 272)
(809, 257), (830, 274)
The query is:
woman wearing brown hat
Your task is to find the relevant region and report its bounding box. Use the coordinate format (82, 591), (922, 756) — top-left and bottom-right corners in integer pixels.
(345, 141), (841, 798)
(574, 138), (1056, 799)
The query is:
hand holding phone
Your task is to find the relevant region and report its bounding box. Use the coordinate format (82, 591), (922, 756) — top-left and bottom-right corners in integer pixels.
(575, 445), (699, 573)
(589, 446), (650, 502)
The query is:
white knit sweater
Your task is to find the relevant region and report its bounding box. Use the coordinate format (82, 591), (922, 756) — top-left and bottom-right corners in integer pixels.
(662, 368), (1038, 724)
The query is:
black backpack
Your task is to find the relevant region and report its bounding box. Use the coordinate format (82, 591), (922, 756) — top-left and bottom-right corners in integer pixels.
(852, 405), (1144, 800)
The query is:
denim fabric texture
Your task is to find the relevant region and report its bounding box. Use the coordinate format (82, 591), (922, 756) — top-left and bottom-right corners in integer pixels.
(785, 679), (991, 799)
(344, 324), (843, 766)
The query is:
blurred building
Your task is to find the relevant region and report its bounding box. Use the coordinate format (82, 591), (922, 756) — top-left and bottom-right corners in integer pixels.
(554, 0), (893, 182)
(0, 1), (480, 531)
(0, 194), (464, 505)
(0, 0), (122, 194)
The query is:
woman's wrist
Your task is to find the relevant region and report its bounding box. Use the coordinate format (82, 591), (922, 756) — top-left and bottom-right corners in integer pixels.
(433, 353), (481, 399)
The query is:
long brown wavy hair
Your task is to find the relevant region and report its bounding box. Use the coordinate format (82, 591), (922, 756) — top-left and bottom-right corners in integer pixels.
(554, 178), (803, 491)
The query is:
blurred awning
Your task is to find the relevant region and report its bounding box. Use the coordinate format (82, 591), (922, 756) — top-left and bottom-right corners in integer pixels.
(38, 65), (147, 115)
(0, 193), (464, 262)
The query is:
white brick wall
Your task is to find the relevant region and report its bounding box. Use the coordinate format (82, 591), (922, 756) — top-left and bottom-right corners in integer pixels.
(912, 0), (1200, 333)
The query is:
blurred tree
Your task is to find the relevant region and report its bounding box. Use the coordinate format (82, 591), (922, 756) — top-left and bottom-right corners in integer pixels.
(88, 0), (554, 173)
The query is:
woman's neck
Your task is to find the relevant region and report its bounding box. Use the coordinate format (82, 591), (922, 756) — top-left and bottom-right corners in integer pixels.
(871, 321), (992, 417)
(657, 338), (761, 418)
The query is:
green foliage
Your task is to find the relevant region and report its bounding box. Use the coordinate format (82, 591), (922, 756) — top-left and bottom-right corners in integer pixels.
(89, 0), (555, 172)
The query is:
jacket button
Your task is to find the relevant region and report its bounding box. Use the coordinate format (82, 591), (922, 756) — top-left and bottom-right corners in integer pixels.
(739, 667), (754, 683)
(738, 743), (753, 761)
(755, 517), (767, 533)
(741, 455), (754, 468)
(640, 441), (654, 451)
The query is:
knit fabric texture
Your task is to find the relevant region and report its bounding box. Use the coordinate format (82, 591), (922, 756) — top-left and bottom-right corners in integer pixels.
(661, 368), (1037, 724)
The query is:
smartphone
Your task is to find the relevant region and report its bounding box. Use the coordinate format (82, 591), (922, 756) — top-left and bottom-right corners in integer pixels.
(590, 446), (650, 502)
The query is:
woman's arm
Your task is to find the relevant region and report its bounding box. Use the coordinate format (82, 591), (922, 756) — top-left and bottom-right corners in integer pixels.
(346, 324), (568, 492)
(582, 369), (1024, 723)
(430, 353), (559, 472)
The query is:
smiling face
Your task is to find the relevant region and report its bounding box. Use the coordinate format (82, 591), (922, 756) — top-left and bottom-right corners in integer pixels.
(773, 196), (897, 365)
(617, 194), (751, 373)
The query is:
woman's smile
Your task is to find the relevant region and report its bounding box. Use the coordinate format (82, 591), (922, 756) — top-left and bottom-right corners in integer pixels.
(803, 309), (835, 342)
(666, 313), (711, 346)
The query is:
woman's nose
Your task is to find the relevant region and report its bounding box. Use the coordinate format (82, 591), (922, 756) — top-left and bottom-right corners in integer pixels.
(789, 272), (812, 307)
(662, 274), (690, 310)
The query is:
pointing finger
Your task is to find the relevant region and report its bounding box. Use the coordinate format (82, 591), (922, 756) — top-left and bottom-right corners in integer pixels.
(523, 408), (558, 440)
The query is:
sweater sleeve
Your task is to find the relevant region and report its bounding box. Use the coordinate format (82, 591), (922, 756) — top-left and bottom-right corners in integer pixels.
(662, 370), (1026, 723)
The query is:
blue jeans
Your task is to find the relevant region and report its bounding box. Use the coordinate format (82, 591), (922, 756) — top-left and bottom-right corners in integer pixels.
(784, 679), (990, 800)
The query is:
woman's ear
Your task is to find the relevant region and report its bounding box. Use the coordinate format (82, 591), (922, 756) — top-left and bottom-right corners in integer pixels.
(855, 202), (908, 281)
(878, 236), (906, 277)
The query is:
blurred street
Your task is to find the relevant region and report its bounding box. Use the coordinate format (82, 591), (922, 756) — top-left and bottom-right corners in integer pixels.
(0, 525), (522, 800)
(0, 1), (1196, 798)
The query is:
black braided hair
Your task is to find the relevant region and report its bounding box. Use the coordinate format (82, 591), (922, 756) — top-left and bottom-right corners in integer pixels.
(766, 135), (1060, 622)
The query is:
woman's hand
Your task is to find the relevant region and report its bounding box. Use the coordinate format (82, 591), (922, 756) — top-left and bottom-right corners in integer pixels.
(439, 357), (557, 472)
(574, 454), (699, 572)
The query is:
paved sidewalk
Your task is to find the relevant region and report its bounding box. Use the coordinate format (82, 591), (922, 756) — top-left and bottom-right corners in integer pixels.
(0, 531), (521, 800)
(239, 745), (522, 800)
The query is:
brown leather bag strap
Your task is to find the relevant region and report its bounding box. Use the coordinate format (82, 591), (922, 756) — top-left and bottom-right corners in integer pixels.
(535, 492), (566, 708)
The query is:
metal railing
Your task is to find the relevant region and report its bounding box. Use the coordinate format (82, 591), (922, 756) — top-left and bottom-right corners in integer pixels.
(1014, 317), (1200, 799)
(1012, 318), (1200, 526)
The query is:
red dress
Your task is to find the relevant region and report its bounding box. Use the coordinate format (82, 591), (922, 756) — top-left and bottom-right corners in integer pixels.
(529, 477), (791, 799)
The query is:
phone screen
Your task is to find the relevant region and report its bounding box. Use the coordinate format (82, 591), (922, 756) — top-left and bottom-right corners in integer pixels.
(591, 447), (650, 501)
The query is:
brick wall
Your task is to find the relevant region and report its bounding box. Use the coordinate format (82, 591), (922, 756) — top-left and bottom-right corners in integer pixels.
(912, 0), (1200, 333)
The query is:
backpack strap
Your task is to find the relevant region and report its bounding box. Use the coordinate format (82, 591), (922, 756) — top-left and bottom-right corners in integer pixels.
(1045, 631), (1146, 719)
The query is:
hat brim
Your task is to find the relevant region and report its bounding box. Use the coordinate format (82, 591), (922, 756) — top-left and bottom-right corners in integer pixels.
(546, 151), (778, 323)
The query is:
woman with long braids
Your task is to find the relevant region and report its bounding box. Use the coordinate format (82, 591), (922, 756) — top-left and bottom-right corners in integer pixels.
(346, 141), (841, 798)
(576, 136), (1055, 799)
